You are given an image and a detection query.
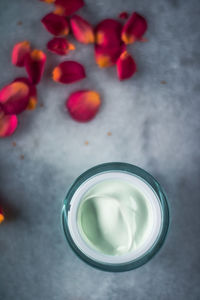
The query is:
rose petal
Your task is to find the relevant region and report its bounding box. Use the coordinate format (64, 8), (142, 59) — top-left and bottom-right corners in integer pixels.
(0, 82), (30, 114)
(121, 12), (147, 44)
(119, 12), (129, 20)
(95, 19), (122, 48)
(116, 51), (137, 80)
(94, 44), (126, 68)
(40, 0), (55, 3)
(11, 41), (31, 67)
(66, 90), (101, 122)
(13, 77), (37, 110)
(25, 49), (46, 85)
(47, 37), (75, 55)
(41, 13), (69, 36)
(0, 109), (18, 138)
(70, 15), (94, 44)
(54, 0), (84, 16)
(52, 61), (86, 84)
(0, 207), (5, 223)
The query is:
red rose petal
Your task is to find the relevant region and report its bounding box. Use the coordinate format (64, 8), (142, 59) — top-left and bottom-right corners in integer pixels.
(41, 13), (69, 36)
(121, 12), (147, 44)
(0, 207), (5, 223)
(95, 19), (122, 48)
(94, 44), (126, 68)
(13, 77), (38, 110)
(119, 12), (129, 20)
(70, 15), (94, 44)
(54, 0), (84, 16)
(0, 109), (18, 138)
(11, 41), (31, 67)
(25, 49), (46, 85)
(0, 82), (30, 115)
(52, 61), (86, 84)
(47, 37), (75, 55)
(66, 90), (101, 122)
(116, 51), (137, 80)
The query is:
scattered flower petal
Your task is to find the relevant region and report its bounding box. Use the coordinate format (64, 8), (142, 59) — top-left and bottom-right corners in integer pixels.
(119, 12), (129, 20)
(70, 15), (94, 44)
(47, 37), (75, 55)
(116, 51), (137, 80)
(95, 19), (122, 48)
(0, 109), (18, 138)
(94, 44), (126, 68)
(0, 207), (5, 223)
(52, 61), (86, 84)
(25, 49), (46, 85)
(0, 82), (30, 114)
(41, 13), (69, 36)
(66, 90), (101, 122)
(11, 41), (31, 67)
(13, 78), (37, 110)
(121, 12), (147, 44)
(54, 0), (84, 16)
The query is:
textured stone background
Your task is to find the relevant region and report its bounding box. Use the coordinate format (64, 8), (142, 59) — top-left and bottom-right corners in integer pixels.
(0, 0), (200, 299)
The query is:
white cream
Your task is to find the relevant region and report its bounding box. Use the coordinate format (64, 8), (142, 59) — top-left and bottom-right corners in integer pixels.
(68, 172), (162, 264)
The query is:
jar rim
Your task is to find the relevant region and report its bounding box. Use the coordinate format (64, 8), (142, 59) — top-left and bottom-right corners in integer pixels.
(61, 162), (170, 272)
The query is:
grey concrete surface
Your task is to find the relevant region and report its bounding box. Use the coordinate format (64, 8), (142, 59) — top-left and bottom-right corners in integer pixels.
(0, 0), (200, 299)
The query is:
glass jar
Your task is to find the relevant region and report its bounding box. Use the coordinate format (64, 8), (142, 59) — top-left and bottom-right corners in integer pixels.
(61, 162), (169, 272)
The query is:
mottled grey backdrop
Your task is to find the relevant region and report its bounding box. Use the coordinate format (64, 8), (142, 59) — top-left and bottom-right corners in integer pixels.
(0, 0), (200, 299)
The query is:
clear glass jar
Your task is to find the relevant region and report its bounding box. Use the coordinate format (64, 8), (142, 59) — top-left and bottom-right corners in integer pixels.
(61, 162), (169, 272)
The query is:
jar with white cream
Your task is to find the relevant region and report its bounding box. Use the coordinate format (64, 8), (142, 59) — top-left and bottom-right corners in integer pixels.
(62, 163), (169, 272)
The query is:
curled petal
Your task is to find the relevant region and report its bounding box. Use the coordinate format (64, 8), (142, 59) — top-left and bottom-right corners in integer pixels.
(116, 51), (137, 80)
(94, 44), (125, 68)
(0, 207), (5, 223)
(47, 37), (75, 55)
(0, 110), (18, 138)
(119, 12), (129, 19)
(25, 49), (46, 85)
(41, 13), (69, 36)
(66, 90), (101, 122)
(95, 19), (122, 48)
(121, 12), (147, 44)
(13, 77), (37, 110)
(11, 41), (31, 67)
(54, 0), (84, 16)
(70, 15), (94, 44)
(52, 61), (86, 84)
(0, 82), (30, 114)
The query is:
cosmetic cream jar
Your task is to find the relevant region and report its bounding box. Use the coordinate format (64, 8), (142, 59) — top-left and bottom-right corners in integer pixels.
(62, 163), (169, 272)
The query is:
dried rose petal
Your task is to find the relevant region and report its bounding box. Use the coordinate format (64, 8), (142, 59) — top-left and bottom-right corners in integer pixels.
(0, 207), (5, 223)
(47, 37), (75, 55)
(94, 44), (125, 68)
(95, 19), (122, 48)
(25, 49), (46, 85)
(0, 109), (18, 138)
(52, 61), (86, 84)
(119, 12), (129, 20)
(11, 41), (31, 67)
(116, 51), (137, 80)
(40, 0), (55, 3)
(41, 13), (69, 36)
(70, 15), (94, 44)
(121, 12), (147, 44)
(66, 90), (101, 122)
(13, 78), (37, 110)
(0, 82), (30, 114)
(54, 0), (84, 16)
